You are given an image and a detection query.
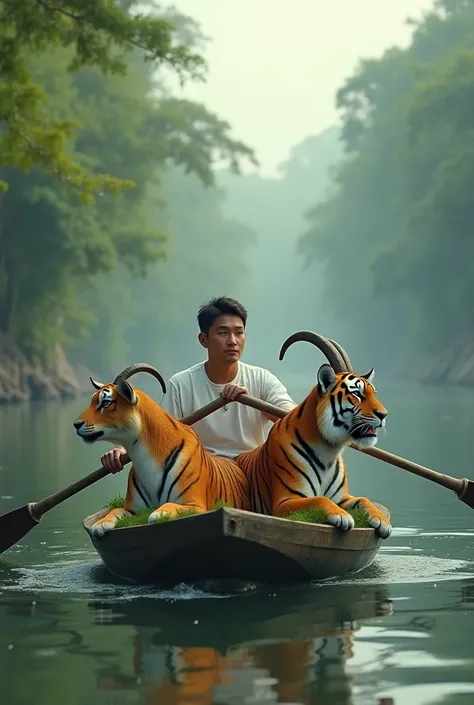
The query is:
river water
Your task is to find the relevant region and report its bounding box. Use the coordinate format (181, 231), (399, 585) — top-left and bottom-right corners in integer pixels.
(1, 377), (473, 704)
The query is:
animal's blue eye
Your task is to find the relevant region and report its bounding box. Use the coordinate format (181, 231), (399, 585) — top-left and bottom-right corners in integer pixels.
(351, 391), (362, 402)
(101, 400), (112, 408)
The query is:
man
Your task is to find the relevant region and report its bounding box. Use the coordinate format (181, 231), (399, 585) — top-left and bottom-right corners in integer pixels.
(101, 296), (296, 471)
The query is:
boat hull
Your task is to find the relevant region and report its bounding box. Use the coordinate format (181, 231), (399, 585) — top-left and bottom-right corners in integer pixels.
(83, 505), (388, 586)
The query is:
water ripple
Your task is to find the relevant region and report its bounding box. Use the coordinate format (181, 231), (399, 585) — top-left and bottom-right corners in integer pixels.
(0, 558), (258, 601)
(0, 550), (471, 601)
(377, 682), (474, 705)
(322, 554), (472, 586)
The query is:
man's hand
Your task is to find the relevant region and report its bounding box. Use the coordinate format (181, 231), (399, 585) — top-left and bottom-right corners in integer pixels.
(221, 383), (249, 402)
(101, 448), (127, 473)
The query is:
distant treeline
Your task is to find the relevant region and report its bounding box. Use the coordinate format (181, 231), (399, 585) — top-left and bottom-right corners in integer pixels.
(300, 0), (474, 367)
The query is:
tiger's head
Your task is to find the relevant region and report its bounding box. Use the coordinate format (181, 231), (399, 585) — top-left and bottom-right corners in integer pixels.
(73, 363), (167, 447)
(315, 364), (387, 449)
(279, 330), (387, 450)
(74, 378), (143, 446)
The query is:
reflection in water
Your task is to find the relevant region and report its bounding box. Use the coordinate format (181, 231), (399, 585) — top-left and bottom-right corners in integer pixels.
(1, 547), (474, 704)
(3, 568), (469, 705)
(88, 584), (394, 705)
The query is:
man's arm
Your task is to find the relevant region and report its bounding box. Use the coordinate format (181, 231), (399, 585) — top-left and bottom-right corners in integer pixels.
(261, 370), (296, 421)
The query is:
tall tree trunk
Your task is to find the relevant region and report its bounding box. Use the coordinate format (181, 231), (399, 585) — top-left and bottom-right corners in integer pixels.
(0, 267), (18, 337)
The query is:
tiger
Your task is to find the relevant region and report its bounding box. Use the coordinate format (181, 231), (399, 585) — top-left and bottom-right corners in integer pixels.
(235, 332), (392, 539)
(73, 363), (250, 537)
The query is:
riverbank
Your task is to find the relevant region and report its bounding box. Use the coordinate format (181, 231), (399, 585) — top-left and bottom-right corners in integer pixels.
(0, 333), (91, 403)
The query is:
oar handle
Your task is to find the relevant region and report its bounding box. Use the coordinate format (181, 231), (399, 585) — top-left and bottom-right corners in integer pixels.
(180, 394), (281, 425)
(30, 455), (132, 520)
(354, 445), (465, 495)
(234, 393), (288, 419)
(180, 397), (228, 425)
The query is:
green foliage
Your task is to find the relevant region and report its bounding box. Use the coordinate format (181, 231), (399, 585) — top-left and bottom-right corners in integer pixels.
(106, 499), (232, 529)
(212, 499), (233, 509)
(0, 0), (205, 196)
(114, 506), (373, 530)
(114, 510), (151, 528)
(284, 507), (372, 528)
(104, 496), (233, 513)
(70, 166), (257, 377)
(300, 0), (474, 364)
(114, 507), (199, 528)
(0, 7), (256, 360)
(103, 495), (371, 530)
(104, 494), (126, 509)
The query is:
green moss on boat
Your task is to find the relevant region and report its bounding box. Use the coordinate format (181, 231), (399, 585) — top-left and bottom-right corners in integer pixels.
(103, 496), (371, 529)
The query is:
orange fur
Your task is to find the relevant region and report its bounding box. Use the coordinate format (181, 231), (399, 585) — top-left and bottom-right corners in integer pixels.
(74, 381), (249, 537)
(249, 636), (356, 704)
(142, 646), (234, 705)
(235, 365), (392, 538)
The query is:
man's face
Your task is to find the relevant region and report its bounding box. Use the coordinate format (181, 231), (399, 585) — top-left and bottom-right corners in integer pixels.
(199, 314), (246, 363)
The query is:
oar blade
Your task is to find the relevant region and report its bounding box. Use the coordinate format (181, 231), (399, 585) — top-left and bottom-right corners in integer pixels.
(0, 504), (39, 555)
(458, 480), (474, 510)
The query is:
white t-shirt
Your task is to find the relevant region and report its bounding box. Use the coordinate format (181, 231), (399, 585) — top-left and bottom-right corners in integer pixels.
(162, 361), (296, 459)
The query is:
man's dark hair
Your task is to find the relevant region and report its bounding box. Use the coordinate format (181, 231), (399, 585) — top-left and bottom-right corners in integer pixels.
(197, 296), (248, 334)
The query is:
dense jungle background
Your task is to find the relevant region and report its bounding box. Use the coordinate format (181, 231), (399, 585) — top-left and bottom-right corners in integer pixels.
(1, 0), (474, 401)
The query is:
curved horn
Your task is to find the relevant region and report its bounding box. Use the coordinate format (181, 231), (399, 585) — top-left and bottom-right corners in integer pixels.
(278, 330), (346, 373)
(328, 338), (354, 373)
(113, 363), (167, 395)
(90, 376), (105, 390)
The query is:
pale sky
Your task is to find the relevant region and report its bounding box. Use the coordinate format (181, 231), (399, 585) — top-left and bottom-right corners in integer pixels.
(173, 0), (434, 175)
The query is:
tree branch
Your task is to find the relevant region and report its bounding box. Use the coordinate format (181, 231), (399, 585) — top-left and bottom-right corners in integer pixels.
(33, 0), (182, 59)
(1, 113), (103, 196)
(35, 0), (86, 22)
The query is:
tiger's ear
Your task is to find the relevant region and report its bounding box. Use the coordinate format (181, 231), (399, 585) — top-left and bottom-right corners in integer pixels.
(361, 368), (375, 384)
(115, 377), (137, 405)
(90, 377), (105, 390)
(317, 364), (337, 394)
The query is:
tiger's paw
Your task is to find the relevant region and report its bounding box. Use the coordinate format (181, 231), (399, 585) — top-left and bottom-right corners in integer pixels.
(90, 517), (119, 537)
(327, 512), (355, 532)
(148, 509), (172, 524)
(369, 514), (392, 539)
(91, 520), (117, 538)
(90, 509), (127, 537)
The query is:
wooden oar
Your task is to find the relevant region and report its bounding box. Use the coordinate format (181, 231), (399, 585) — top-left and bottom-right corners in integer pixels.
(0, 397), (229, 556)
(234, 393), (474, 509)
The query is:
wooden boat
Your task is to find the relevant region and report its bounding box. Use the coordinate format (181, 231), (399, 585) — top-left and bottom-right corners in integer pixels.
(83, 503), (389, 586)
